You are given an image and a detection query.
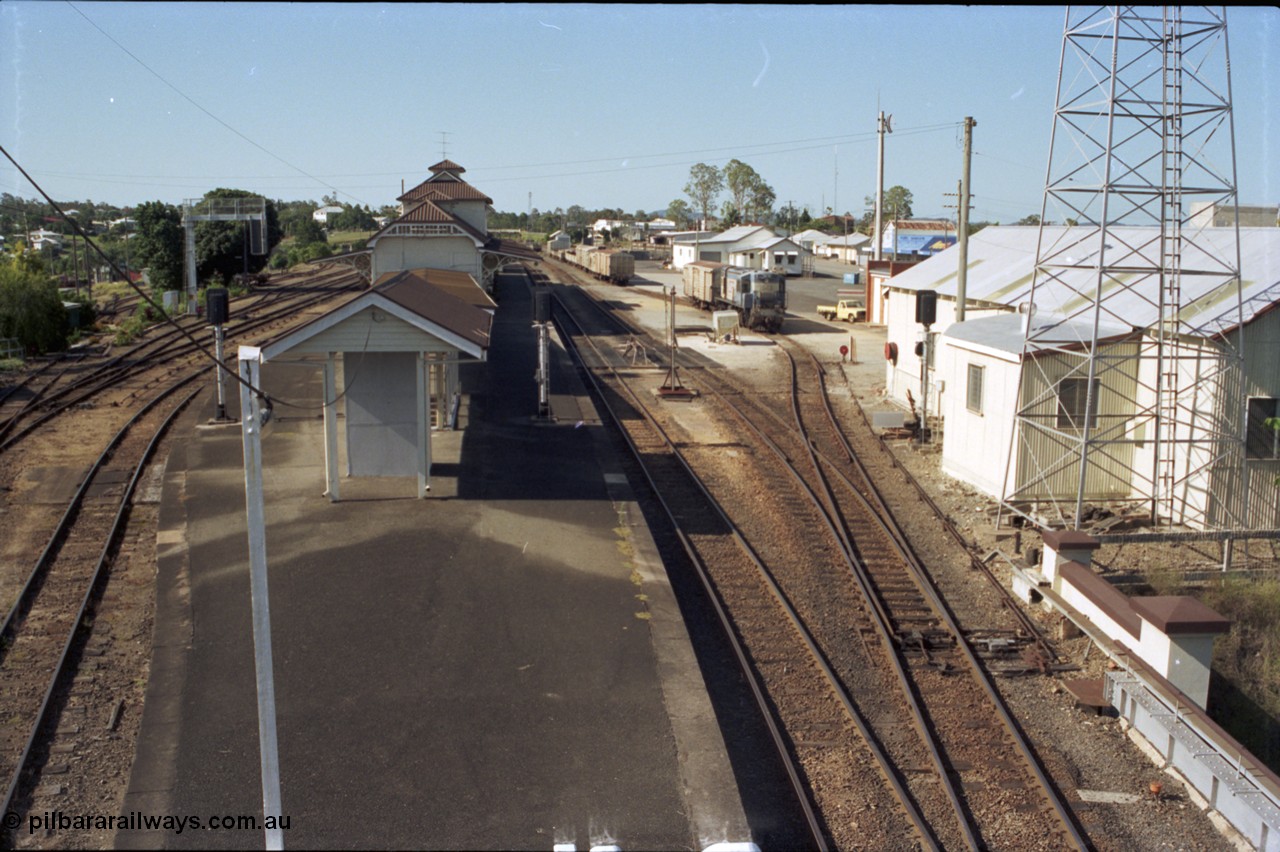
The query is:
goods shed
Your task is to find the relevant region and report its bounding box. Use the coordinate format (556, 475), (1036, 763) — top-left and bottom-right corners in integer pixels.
(260, 268), (492, 500)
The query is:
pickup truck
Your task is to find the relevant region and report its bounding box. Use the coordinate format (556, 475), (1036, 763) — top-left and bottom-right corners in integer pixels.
(817, 299), (865, 323)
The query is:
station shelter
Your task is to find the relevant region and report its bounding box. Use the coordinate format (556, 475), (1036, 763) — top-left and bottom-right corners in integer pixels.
(260, 267), (493, 500)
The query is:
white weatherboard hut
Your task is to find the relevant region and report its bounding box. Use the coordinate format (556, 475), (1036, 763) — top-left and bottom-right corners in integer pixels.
(260, 269), (492, 500)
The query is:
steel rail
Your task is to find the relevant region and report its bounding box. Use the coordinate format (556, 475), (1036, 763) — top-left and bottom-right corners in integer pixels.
(0, 271), (361, 454)
(549, 280), (942, 851)
(545, 288), (832, 851)
(0, 383), (203, 826)
(552, 268), (1086, 848)
(695, 348), (979, 850)
(787, 344), (1088, 849)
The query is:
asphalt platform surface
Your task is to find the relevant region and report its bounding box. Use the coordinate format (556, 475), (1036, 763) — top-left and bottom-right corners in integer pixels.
(118, 270), (752, 850)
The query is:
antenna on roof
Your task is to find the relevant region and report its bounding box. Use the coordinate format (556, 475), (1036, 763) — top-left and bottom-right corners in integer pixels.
(439, 130), (451, 160)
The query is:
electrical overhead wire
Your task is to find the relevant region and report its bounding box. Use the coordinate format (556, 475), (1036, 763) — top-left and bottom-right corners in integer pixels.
(0, 141), (319, 413)
(65, 1), (369, 209)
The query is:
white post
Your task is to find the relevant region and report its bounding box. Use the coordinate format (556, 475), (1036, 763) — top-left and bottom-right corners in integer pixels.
(238, 346), (285, 851)
(323, 353), (339, 502)
(416, 352), (430, 497)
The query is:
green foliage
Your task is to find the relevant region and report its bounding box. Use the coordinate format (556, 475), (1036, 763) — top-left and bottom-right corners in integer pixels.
(328, 204), (378, 232)
(268, 240), (335, 271)
(665, 199), (692, 229)
(195, 188), (283, 284)
(0, 256), (69, 354)
(1204, 577), (1280, 768)
(862, 185), (914, 234)
(133, 201), (185, 291)
(684, 163), (724, 226)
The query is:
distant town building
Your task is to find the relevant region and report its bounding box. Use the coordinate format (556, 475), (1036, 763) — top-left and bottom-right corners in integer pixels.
(1189, 202), (1279, 228)
(313, 205), (344, 224)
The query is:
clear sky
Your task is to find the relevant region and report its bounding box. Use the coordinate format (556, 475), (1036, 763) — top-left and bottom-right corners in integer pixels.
(2, 4), (1276, 224)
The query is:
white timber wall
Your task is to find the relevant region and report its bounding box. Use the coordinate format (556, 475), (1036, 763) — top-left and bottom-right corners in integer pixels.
(939, 342), (1021, 498)
(372, 235), (479, 280)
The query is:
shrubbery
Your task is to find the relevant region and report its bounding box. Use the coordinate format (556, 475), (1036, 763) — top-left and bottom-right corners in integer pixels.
(0, 254), (69, 354)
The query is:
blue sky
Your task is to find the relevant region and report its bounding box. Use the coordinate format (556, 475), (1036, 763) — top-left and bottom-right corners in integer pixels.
(2, 4), (1276, 224)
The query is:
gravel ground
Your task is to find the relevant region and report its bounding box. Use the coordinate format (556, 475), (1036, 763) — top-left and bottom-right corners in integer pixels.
(614, 258), (1256, 850)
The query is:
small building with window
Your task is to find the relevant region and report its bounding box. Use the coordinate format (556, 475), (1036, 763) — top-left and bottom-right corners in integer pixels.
(670, 225), (807, 274)
(882, 225), (1280, 530)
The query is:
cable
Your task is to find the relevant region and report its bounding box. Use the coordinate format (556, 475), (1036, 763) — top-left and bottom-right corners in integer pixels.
(65, 1), (368, 208)
(0, 141), (315, 411)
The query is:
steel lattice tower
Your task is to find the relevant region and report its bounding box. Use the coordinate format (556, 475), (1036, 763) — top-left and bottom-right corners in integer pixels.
(1000, 7), (1246, 531)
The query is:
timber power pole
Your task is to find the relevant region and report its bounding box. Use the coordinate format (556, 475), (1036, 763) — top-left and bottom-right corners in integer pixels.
(956, 116), (976, 322)
(873, 110), (892, 261)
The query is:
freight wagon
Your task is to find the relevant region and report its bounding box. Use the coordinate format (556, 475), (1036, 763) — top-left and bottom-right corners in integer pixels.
(551, 244), (635, 285)
(681, 263), (786, 333)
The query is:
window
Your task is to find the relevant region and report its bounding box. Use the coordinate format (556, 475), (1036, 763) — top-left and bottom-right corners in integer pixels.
(774, 252), (785, 266)
(1246, 397), (1280, 460)
(1056, 377), (1099, 430)
(967, 364), (984, 414)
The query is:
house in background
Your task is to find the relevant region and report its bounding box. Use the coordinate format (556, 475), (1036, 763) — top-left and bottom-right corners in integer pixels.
(820, 232), (872, 264)
(547, 230), (571, 252)
(313, 205), (344, 224)
(670, 225), (808, 275)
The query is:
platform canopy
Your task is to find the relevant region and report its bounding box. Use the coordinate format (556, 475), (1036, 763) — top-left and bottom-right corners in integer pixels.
(260, 269), (492, 500)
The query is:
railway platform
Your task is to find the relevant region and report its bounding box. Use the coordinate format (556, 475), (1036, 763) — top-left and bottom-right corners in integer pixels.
(118, 270), (751, 850)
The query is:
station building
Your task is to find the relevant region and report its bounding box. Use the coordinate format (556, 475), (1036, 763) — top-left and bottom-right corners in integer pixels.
(270, 160), (536, 497)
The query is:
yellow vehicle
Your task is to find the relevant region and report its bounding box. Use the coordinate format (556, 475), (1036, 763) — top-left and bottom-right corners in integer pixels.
(817, 299), (865, 323)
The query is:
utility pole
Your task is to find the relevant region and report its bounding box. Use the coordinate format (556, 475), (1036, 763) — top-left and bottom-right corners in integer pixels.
(874, 111), (892, 261)
(956, 116), (976, 322)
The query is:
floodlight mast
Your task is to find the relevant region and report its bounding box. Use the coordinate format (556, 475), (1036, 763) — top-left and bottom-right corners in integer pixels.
(999, 6), (1246, 533)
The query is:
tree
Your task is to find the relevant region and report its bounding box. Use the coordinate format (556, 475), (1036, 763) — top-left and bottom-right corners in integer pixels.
(746, 177), (776, 225)
(329, 204), (378, 232)
(1017, 214), (1042, 226)
(195, 189), (282, 284)
(0, 251), (68, 354)
(684, 163), (724, 228)
(132, 201), (185, 291)
(666, 199), (693, 229)
(724, 160), (759, 219)
(861, 185), (914, 237)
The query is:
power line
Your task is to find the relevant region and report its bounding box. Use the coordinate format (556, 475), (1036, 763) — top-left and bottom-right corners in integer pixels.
(0, 141), (311, 412)
(65, 1), (369, 208)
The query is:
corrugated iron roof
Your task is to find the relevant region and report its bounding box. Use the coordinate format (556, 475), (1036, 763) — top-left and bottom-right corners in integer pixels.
(399, 178), (493, 204)
(888, 225), (1280, 335)
(371, 201), (488, 245)
(892, 219), (956, 231)
(372, 270), (492, 350)
(371, 268), (496, 311)
(429, 159), (466, 174)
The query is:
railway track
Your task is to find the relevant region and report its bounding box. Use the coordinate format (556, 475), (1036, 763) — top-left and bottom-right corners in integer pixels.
(539, 265), (1088, 850)
(0, 266), (364, 841)
(0, 383), (200, 830)
(0, 266), (361, 454)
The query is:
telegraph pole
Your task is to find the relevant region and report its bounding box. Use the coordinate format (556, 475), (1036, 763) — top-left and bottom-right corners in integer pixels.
(873, 111), (892, 261)
(956, 116), (976, 322)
